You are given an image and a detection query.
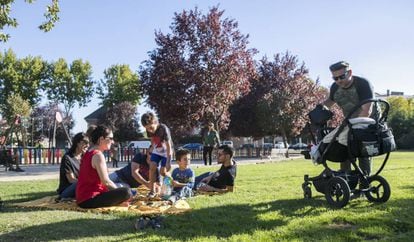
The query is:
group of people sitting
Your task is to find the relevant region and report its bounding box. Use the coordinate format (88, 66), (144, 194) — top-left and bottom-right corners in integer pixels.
(57, 118), (237, 209)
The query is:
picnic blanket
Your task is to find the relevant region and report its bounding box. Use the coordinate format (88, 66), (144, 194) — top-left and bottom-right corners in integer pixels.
(14, 189), (191, 215)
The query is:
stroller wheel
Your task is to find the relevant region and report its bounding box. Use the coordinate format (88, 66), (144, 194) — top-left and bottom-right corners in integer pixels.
(325, 177), (350, 208)
(365, 175), (391, 203)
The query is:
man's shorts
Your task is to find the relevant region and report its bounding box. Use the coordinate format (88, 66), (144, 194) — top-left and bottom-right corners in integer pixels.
(150, 153), (168, 167)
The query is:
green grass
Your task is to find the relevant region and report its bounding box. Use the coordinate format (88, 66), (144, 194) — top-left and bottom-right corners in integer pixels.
(1, 151), (414, 241)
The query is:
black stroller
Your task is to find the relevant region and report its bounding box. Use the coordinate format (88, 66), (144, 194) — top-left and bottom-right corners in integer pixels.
(302, 99), (396, 208)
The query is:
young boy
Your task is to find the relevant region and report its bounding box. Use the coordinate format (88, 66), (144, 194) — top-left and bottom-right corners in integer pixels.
(170, 149), (195, 199)
(141, 112), (173, 198)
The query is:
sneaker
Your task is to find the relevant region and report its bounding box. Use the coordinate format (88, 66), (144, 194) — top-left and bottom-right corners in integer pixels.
(14, 167), (25, 172)
(149, 216), (164, 229)
(147, 191), (157, 199)
(55, 196), (74, 203)
(134, 217), (151, 230)
(60, 197), (75, 202)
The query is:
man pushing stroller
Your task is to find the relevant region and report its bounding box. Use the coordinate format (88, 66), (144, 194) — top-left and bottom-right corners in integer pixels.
(321, 61), (375, 176)
(302, 61), (395, 208)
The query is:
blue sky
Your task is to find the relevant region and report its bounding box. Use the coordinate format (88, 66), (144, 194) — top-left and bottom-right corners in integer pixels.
(2, 0), (414, 133)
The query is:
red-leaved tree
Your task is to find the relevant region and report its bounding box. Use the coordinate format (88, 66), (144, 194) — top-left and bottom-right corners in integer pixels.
(230, 52), (333, 155)
(140, 6), (257, 138)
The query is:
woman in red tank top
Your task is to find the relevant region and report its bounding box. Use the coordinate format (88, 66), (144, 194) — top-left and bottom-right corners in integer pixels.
(76, 125), (131, 208)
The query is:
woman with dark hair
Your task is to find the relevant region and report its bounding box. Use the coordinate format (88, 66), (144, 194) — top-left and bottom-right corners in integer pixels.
(57, 132), (89, 200)
(76, 125), (132, 208)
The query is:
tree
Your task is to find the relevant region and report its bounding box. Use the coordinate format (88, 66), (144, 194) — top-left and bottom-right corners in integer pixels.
(230, 53), (335, 153)
(29, 103), (74, 147)
(228, 78), (267, 138)
(0, 94), (31, 146)
(96, 64), (142, 142)
(386, 96), (414, 145)
(0, 49), (47, 109)
(140, 6), (257, 138)
(97, 64), (141, 107)
(99, 102), (143, 142)
(44, 58), (95, 116)
(0, 0), (60, 42)
(1, 94), (31, 123)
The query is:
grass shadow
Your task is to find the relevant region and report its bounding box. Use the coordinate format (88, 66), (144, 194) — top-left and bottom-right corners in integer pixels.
(3, 191), (56, 204)
(142, 197), (327, 240)
(0, 217), (135, 241)
(1, 195), (413, 241)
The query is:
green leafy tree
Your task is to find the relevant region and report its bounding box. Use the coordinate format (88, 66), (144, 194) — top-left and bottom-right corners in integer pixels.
(386, 96), (414, 145)
(1, 94), (31, 146)
(2, 94), (31, 123)
(0, 49), (47, 109)
(140, 6), (256, 138)
(97, 64), (141, 107)
(44, 58), (94, 116)
(0, 0), (60, 42)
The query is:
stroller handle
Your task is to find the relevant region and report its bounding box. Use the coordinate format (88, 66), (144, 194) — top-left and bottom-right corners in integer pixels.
(343, 98), (390, 123)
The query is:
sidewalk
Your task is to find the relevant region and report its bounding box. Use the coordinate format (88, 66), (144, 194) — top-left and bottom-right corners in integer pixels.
(0, 155), (301, 182)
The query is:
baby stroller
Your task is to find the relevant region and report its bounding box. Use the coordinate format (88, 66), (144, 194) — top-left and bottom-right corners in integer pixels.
(302, 99), (396, 208)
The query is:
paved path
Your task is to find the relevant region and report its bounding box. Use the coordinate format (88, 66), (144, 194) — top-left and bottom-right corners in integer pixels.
(0, 155), (301, 182)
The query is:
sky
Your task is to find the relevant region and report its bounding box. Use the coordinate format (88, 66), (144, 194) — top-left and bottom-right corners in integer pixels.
(2, 0), (414, 134)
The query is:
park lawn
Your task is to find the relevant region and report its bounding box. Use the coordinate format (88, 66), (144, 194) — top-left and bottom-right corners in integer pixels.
(0, 151), (413, 241)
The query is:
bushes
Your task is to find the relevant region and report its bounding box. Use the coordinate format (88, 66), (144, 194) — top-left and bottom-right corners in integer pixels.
(396, 130), (414, 149)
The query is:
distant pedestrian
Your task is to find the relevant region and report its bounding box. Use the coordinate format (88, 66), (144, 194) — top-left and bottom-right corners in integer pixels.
(110, 142), (119, 168)
(202, 122), (220, 166)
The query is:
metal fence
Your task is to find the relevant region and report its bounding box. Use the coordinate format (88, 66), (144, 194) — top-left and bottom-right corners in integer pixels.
(1, 146), (288, 166)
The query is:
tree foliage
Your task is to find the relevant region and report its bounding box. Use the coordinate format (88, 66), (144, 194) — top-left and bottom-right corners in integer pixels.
(0, 94), (31, 146)
(230, 53), (329, 144)
(0, 0), (60, 42)
(140, 6), (257, 137)
(44, 58), (94, 116)
(29, 103), (74, 147)
(386, 96), (414, 147)
(2, 94), (31, 122)
(97, 64), (141, 107)
(0, 49), (47, 109)
(97, 102), (142, 142)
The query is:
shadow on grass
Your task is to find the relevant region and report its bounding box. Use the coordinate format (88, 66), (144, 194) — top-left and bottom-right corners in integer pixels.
(147, 197), (327, 240)
(400, 185), (414, 192)
(0, 197), (325, 241)
(3, 191), (56, 204)
(0, 217), (135, 241)
(288, 198), (414, 241)
(1, 196), (413, 241)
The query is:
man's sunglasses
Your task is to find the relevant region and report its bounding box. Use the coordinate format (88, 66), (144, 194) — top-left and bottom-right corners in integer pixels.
(332, 71), (348, 81)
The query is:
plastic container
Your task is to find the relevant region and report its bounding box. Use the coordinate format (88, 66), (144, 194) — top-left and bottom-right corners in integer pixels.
(160, 177), (172, 199)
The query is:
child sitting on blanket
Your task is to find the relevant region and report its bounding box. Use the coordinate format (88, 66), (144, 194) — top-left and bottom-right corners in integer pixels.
(168, 149), (195, 201)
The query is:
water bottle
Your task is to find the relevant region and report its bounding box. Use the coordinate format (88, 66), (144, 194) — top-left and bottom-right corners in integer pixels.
(161, 177), (172, 200)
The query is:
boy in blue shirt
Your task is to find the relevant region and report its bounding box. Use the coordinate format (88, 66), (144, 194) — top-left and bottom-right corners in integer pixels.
(170, 149), (195, 199)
